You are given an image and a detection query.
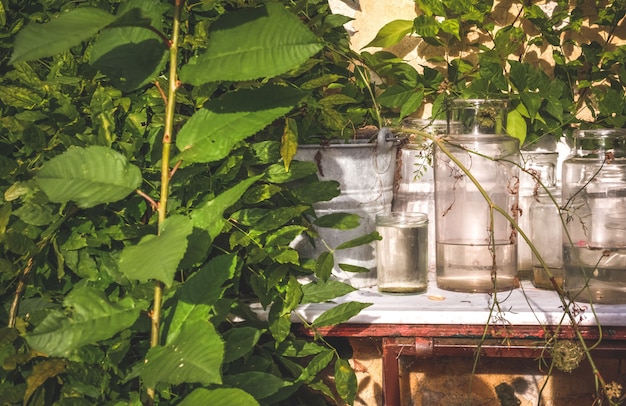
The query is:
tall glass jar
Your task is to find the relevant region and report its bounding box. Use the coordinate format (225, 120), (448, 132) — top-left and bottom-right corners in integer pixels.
(562, 128), (626, 303)
(517, 137), (559, 278)
(530, 187), (563, 289)
(393, 119), (449, 270)
(434, 99), (521, 292)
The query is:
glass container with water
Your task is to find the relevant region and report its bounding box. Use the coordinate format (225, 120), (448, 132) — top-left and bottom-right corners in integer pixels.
(434, 99), (521, 292)
(376, 212), (429, 293)
(562, 128), (626, 303)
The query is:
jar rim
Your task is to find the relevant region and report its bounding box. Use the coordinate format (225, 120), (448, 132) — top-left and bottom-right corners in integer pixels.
(575, 128), (626, 139)
(449, 98), (509, 106)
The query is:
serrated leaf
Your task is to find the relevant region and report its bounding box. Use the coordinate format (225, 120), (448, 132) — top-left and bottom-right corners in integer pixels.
(335, 358), (357, 405)
(301, 280), (356, 303)
(167, 254), (239, 343)
(314, 213), (361, 230)
(176, 85), (307, 164)
(192, 175), (262, 240)
(179, 388), (259, 406)
(364, 19), (413, 48)
(179, 3), (322, 84)
(11, 8), (116, 64)
(35, 146), (142, 208)
(25, 287), (141, 357)
(311, 301), (372, 328)
(118, 215), (193, 287)
(138, 320), (223, 387)
(223, 372), (292, 400)
(335, 231), (381, 250)
(0, 85), (43, 109)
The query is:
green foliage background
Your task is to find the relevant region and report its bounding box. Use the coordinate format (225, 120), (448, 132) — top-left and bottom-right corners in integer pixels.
(0, 0), (378, 404)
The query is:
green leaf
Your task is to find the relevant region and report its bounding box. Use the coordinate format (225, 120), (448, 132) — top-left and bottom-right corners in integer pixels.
(223, 372), (292, 400)
(314, 213), (361, 230)
(414, 15), (441, 38)
(167, 254), (239, 343)
(265, 225), (308, 247)
(265, 161), (318, 184)
(520, 92), (543, 120)
(290, 180), (340, 204)
(335, 231), (381, 250)
(335, 358), (357, 405)
(337, 263), (371, 273)
(281, 118), (298, 172)
(138, 320), (224, 387)
(231, 206), (308, 232)
(297, 349), (334, 383)
(311, 302), (372, 328)
(176, 85), (307, 164)
(440, 18), (460, 40)
(179, 388), (259, 406)
(0, 203), (11, 235)
(315, 251), (334, 281)
(179, 3), (322, 84)
(35, 146), (142, 208)
(11, 8), (116, 64)
(90, 29), (166, 92)
(118, 215), (193, 287)
(25, 287), (141, 357)
(301, 280), (356, 303)
(223, 327), (263, 363)
(192, 175), (262, 240)
(506, 109), (527, 146)
(415, 0), (445, 16)
(0, 85), (43, 109)
(23, 359), (67, 406)
(364, 19), (413, 48)
(269, 300), (291, 344)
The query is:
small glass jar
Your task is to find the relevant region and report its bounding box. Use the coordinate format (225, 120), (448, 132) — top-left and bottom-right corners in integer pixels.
(562, 128), (626, 303)
(530, 187), (564, 289)
(376, 212), (428, 293)
(434, 99), (521, 292)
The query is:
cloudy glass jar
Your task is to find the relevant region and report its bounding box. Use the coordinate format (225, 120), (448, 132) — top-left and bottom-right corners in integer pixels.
(562, 128), (626, 303)
(434, 99), (521, 292)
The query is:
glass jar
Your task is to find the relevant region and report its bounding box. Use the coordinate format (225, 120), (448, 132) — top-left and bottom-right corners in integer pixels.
(393, 119), (449, 270)
(530, 187), (564, 289)
(376, 212), (429, 293)
(562, 128), (626, 304)
(517, 137), (559, 278)
(434, 99), (521, 292)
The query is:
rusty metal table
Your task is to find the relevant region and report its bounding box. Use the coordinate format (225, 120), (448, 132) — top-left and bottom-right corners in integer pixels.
(292, 277), (626, 406)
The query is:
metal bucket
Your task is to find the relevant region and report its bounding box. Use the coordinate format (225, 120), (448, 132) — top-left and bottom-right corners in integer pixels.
(293, 128), (397, 288)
